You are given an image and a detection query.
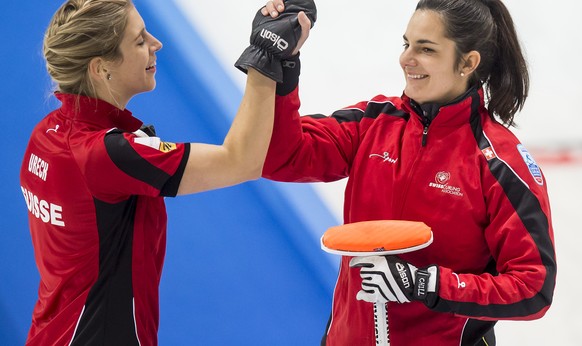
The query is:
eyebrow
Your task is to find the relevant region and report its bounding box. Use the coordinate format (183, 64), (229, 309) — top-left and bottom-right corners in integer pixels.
(134, 28), (145, 41)
(402, 35), (439, 45)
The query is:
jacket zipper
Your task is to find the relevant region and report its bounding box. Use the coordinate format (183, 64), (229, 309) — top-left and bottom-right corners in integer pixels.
(421, 111), (431, 147)
(397, 111), (430, 217)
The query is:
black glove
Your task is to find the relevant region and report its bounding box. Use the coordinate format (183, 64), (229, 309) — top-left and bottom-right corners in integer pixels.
(235, 0), (316, 83)
(349, 255), (439, 307)
(276, 53), (301, 96)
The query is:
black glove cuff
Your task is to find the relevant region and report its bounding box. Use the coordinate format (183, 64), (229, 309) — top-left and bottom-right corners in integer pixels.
(414, 266), (440, 308)
(276, 53), (301, 96)
(235, 45), (283, 83)
(413, 269), (431, 300)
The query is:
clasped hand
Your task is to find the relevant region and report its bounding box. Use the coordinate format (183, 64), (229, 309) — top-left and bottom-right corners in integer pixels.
(235, 0), (314, 82)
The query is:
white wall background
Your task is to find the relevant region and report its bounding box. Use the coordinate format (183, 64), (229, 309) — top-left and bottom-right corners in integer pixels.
(176, 0), (582, 143)
(174, 1), (581, 344)
(177, 0), (582, 219)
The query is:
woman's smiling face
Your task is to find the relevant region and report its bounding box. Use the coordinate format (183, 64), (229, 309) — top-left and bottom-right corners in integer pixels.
(399, 10), (469, 105)
(103, 5), (163, 107)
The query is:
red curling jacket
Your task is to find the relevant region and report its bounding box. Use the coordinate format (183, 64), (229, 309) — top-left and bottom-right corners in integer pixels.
(21, 93), (190, 346)
(262, 86), (556, 346)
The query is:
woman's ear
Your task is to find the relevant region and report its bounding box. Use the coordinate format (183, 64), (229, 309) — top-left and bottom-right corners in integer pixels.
(88, 57), (108, 82)
(461, 50), (481, 76)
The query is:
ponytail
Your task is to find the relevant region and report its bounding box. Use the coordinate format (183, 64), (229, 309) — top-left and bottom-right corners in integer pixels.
(485, 1), (529, 126)
(416, 0), (529, 126)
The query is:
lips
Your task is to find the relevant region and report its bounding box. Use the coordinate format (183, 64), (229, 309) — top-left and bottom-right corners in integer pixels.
(146, 63), (156, 71)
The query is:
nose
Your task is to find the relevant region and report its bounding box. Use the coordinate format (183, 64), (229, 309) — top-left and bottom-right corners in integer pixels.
(399, 49), (416, 68)
(151, 34), (163, 52)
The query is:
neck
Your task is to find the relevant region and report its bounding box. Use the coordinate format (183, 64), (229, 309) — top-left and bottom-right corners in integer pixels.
(93, 82), (128, 110)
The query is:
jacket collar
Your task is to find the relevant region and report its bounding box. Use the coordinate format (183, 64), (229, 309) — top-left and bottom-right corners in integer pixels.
(401, 86), (484, 127)
(55, 93), (143, 132)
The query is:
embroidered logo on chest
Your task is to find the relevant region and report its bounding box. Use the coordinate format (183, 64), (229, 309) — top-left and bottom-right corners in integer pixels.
(428, 171), (464, 197)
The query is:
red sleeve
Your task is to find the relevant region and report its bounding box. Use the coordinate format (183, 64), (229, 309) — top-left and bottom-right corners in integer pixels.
(435, 135), (556, 321)
(263, 88), (364, 183)
(81, 130), (189, 202)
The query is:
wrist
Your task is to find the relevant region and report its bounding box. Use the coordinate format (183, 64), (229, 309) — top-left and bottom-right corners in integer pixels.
(413, 265), (439, 307)
(276, 53), (301, 96)
(235, 45), (283, 82)
(247, 68), (277, 88)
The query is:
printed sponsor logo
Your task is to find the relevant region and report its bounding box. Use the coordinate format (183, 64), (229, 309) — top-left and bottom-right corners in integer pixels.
(28, 153), (49, 181)
(159, 142), (177, 153)
(395, 262), (411, 288)
(134, 137), (177, 153)
(517, 144), (543, 186)
(259, 28), (289, 52)
(453, 272), (466, 289)
(428, 171), (464, 197)
(415, 275), (427, 297)
(46, 124), (59, 134)
(134, 136), (161, 149)
(369, 151), (398, 164)
(21, 186), (65, 227)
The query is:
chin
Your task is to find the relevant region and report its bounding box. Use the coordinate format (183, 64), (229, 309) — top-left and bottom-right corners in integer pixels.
(404, 89), (424, 104)
(144, 82), (156, 92)
(406, 90), (441, 105)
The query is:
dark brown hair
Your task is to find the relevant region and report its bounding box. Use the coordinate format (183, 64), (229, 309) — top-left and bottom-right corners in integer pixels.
(416, 0), (529, 126)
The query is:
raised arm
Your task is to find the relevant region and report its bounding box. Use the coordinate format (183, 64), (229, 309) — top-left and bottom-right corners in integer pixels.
(177, 69), (275, 195)
(177, 0), (313, 195)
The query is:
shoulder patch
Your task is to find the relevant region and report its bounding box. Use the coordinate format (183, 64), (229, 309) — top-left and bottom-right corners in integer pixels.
(159, 142), (177, 153)
(134, 136), (177, 153)
(517, 144), (543, 186)
(134, 136), (161, 150)
(481, 146), (497, 161)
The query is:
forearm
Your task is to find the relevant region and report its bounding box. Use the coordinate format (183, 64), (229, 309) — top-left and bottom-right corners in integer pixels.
(433, 197), (555, 320)
(263, 91), (358, 182)
(176, 69), (275, 195)
(223, 68), (276, 180)
(433, 263), (554, 321)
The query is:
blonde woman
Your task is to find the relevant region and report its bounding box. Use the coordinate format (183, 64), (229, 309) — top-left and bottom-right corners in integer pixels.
(19, 0), (311, 344)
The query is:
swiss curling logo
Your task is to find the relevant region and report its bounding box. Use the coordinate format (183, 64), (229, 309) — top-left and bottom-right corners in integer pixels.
(428, 171), (464, 197)
(435, 171), (450, 185)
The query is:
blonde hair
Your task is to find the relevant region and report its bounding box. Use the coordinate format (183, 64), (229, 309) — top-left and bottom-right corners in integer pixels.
(43, 0), (133, 97)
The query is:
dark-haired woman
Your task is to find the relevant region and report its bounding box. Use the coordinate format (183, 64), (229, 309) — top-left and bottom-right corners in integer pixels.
(260, 0), (555, 345)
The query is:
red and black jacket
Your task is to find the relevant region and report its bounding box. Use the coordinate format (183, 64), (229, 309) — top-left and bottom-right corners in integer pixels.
(263, 86), (556, 345)
(21, 93), (189, 346)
